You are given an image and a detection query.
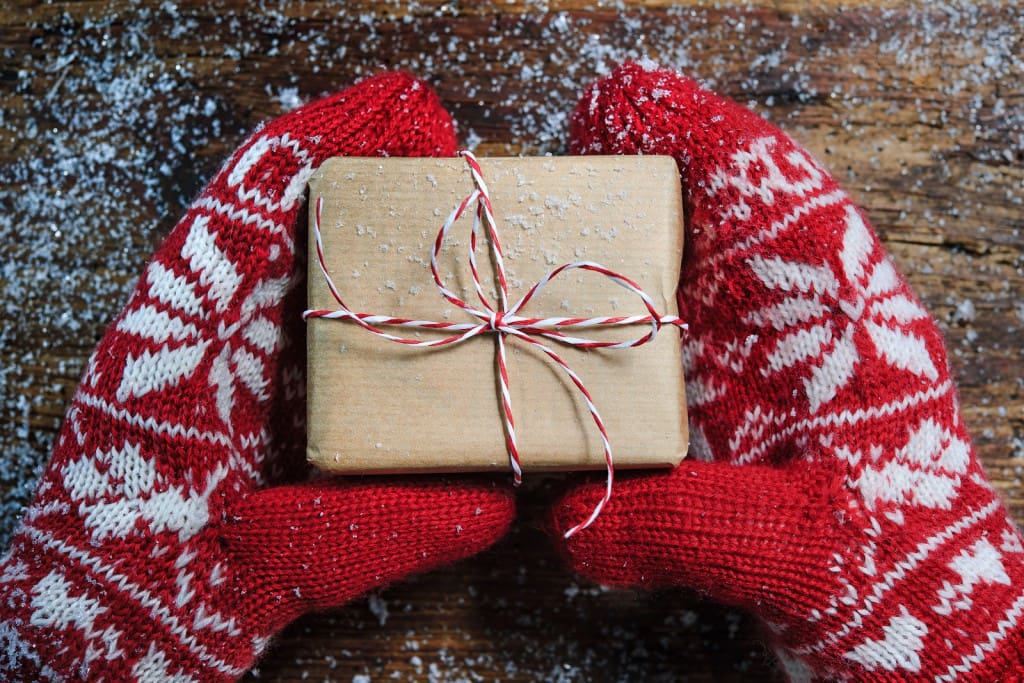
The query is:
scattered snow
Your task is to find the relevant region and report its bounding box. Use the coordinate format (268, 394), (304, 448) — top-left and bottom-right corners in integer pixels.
(2, 2), (1022, 682)
(952, 298), (977, 324)
(2, 3), (231, 543)
(367, 593), (389, 626)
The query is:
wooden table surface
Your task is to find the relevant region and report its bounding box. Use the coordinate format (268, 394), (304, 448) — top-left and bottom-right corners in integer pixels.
(2, 1), (1022, 681)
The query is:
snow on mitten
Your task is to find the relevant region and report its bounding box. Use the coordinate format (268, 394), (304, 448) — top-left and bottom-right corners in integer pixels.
(552, 62), (1024, 681)
(0, 72), (514, 682)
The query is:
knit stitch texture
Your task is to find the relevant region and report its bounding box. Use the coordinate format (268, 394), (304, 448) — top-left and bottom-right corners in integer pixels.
(553, 61), (1024, 682)
(0, 72), (514, 682)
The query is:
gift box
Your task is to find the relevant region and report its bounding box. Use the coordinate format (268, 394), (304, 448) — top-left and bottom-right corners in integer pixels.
(306, 155), (687, 475)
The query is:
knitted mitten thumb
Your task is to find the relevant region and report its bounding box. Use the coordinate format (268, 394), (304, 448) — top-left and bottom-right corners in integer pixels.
(552, 62), (1024, 682)
(0, 72), (514, 682)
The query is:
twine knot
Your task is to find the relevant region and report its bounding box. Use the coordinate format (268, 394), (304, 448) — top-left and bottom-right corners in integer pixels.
(487, 310), (506, 332)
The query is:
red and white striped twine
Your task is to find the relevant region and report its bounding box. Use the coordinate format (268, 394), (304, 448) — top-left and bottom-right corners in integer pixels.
(305, 151), (687, 537)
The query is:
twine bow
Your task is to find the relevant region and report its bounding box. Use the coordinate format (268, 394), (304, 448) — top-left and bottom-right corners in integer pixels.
(304, 151), (686, 537)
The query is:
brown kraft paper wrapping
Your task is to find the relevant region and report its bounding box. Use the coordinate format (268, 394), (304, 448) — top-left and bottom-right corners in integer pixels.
(306, 155), (687, 474)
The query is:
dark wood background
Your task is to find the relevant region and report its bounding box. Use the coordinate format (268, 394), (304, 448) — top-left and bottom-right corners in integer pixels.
(2, 1), (1022, 680)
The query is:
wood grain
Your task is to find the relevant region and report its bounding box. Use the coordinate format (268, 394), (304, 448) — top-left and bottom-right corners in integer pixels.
(1, 2), (1021, 681)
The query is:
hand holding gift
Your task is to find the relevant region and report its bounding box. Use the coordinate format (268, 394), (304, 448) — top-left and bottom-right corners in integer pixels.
(551, 62), (1024, 681)
(0, 73), (513, 682)
(3, 62), (1023, 683)
(304, 152), (689, 536)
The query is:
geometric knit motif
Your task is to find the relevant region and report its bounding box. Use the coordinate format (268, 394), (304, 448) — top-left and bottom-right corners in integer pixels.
(0, 72), (513, 682)
(560, 61), (1024, 682)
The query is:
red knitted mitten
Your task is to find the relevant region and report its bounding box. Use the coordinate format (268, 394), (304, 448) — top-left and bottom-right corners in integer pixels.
(0, 72), (514, 682)
(552, 62), (1024, 682)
